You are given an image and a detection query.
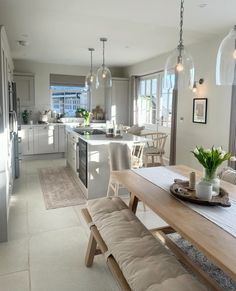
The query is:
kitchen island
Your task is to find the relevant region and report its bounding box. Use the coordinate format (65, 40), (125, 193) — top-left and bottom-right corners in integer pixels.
(65, 126), (147, 200)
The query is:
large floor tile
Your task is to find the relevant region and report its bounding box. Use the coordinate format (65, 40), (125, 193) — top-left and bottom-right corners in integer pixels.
(0, 239), (28, 275)
(0, 271), (30, 291)
(8, 212), (29, 241)
(28, 207), (81, 235)
(30, 226), (118, 291)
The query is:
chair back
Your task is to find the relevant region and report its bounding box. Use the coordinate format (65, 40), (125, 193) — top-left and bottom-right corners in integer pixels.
(131, 142), (145, 168)
(143, 132), (168, 153)
(108, 143), (131, 171)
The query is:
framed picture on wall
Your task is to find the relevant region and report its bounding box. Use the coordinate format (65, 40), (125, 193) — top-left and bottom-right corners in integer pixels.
(192, 98), (208, 124)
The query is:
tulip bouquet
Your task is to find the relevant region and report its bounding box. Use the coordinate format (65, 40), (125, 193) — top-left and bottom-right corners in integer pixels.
(192, 146), (232, 177)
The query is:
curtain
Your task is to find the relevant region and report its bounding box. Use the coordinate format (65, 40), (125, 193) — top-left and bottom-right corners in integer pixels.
(169, 73), (178, 166)
(50, 74), (85, 87)
(129, 76), (139, 126)
(228, 84), (236, 169)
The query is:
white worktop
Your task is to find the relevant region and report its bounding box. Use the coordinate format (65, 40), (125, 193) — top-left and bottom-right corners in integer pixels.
(76, 132), (147, 145)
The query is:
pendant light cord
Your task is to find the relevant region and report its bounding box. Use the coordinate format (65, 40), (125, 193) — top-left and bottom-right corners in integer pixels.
(90, 50), (93, 73)
(102, 40), (105, 68)
(178, 0), (184, 57)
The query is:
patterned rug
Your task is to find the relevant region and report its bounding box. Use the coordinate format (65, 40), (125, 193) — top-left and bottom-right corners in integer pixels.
(39, 167), (86, 209)
(168, 233), (236, 290)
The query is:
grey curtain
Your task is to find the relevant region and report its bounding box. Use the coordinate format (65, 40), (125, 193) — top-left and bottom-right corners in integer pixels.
(169, 74), (178, 166)
(129, 76), (139, 126)
(228, 84), (236, 169)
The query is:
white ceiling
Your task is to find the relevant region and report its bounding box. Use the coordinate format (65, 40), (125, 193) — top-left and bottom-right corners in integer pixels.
(0, 0), (235, 67)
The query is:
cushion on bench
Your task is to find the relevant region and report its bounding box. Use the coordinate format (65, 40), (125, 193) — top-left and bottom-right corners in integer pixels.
(88, 197), (207, 291)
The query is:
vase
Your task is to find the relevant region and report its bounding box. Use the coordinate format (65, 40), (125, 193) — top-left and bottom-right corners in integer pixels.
(202, 168), (220, 196)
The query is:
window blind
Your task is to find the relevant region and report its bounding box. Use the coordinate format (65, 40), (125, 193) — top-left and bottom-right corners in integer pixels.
(50, 74), (85, 87)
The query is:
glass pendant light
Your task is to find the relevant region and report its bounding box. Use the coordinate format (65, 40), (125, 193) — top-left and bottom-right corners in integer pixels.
(216, 25), (236, 85)
(164, 0), (194, 89)
(85, 48), (96, 91)
(96, 37), (112, 88)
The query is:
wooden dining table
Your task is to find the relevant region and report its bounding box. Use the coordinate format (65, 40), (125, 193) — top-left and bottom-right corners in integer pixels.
(112, 165), (236, 289)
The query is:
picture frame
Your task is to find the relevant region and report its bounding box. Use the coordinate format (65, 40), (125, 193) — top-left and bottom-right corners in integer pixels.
(192, 98), (208, 124)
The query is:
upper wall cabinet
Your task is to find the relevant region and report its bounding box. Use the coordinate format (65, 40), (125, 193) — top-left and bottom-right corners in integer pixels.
(14, 73), (35, 107)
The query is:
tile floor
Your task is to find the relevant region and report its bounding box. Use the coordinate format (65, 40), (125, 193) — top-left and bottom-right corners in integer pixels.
(0, 158), (166, 291)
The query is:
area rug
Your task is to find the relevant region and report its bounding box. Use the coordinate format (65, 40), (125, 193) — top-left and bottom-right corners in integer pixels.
(38, 167), (86, 209)
(168, 233), (236, 290)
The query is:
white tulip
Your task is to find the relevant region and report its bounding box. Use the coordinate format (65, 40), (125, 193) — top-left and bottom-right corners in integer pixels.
(230, 156), (236, 161)
(216, 147), (222, 153)
(205, 149), (211, 154)
(220, 153), (225, 159)
(194, 148), (199, 155)
(221, 150), (226, 156)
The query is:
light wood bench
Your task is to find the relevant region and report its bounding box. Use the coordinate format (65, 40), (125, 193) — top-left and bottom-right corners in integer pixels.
(82, 197), (208, 291)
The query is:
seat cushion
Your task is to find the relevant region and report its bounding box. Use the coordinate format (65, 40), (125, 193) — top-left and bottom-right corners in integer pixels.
(88, 197), (207, 291)
(144, 146), (165, 155)
(128, 125), (145, 136)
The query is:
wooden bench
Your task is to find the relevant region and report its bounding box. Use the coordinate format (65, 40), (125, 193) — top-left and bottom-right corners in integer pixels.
(81, 197), (208, 291)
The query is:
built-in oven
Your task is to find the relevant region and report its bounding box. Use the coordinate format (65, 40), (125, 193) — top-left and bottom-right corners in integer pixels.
(78, 138), (87, 188)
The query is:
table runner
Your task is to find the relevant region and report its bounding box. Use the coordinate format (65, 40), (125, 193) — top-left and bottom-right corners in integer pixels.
(133, 167), (236, 238)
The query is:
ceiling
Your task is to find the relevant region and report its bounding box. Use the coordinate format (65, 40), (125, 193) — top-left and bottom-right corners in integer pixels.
(0, 0), (235, 67)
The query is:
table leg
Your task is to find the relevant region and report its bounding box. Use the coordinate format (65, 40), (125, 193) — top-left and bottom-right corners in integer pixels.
(129, 193), (139, 214)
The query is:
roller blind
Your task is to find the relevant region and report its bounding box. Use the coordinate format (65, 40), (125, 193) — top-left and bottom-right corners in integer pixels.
(50, 74), (85, 87)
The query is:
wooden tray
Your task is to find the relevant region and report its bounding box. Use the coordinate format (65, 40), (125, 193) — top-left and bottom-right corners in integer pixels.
(170, 179), (231, 207)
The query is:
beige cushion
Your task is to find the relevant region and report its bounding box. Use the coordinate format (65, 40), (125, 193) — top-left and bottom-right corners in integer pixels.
(219, 167), (236, 185)
(128, 125), (145, 136)
(88, 197), (207, 291)
(144, 146), (165, 155)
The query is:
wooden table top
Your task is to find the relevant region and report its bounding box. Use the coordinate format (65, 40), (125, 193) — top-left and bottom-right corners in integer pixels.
(113, 165), (236, 281)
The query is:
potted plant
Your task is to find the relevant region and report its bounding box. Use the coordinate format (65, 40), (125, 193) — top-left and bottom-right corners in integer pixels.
(22, 109), (31, 124)
(76, 108), (91, 126)
(191, 146), (232, 195)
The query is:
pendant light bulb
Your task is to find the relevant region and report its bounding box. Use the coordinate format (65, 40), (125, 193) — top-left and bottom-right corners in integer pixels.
(85, 48), (96, 91)
(216, 25), (236, 85)
(192, 81), (197, 93)
(96, 37), (112, 89)
(164, 0), (194, 89)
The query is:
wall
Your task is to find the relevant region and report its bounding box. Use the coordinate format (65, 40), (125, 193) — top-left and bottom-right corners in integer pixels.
(14, 60), (125, 120)
(124, 36), (232, 169)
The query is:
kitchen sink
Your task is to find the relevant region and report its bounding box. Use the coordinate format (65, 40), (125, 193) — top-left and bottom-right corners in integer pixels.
(73, 128), (105, 135)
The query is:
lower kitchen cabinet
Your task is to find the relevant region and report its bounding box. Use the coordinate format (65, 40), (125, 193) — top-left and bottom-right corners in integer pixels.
(21, 126), (34, 155)
(21, 124), (66, 156)
(34, 125), (59, 154)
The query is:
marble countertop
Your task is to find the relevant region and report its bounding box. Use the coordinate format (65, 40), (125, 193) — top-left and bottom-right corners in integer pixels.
(76, 132), (148, 145)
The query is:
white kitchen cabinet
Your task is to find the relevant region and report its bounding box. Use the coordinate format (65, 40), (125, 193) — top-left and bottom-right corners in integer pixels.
(34, 125), (59, 154)
(14, 73), (35, 107)
(105, 78), (129, 124)
(58, 125), (66, 152)
(21, 126), (34, 155)
(66, 131), (77, 172)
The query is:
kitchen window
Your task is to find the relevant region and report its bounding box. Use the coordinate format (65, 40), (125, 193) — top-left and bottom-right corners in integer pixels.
(137, 72), (174, 128)
(49, 74), (88, 117)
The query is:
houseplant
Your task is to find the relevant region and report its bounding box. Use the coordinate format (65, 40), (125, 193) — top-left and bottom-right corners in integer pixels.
(76, 108), (91, 126)
(191, 146), (232, 195)
(22, 109), (31, 124)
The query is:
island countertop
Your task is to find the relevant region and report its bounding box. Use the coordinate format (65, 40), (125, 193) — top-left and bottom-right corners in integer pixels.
(77, 132), (147, 145)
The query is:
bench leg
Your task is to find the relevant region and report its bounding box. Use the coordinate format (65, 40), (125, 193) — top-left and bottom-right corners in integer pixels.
(85, 232), (98, 267)
(129, 193), (139, 214)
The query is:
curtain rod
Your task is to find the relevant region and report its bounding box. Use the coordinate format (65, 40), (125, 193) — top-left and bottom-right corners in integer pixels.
(136, 69), (164, 78)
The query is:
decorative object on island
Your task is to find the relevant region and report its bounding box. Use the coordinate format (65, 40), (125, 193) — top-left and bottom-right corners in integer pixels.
(191, 146), (232, 196)
(85, 48), (96, 91)
(192, 98), (207, 124)
(92, 105), (104, 120)
(76, 108), (91, 126)
(21, 109), (31, 124)
(216, 25), (236, 86)
(164, 0), (194, 89)
(106, 120), (123, 138)
(96, 37), (112, 89)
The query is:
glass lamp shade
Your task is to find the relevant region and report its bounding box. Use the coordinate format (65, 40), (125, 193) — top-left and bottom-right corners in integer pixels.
(96, 65), (112, 88)
(85, 72), (96, 91)
(216, 26), (236, 85)
(164, 46), (194, 89)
